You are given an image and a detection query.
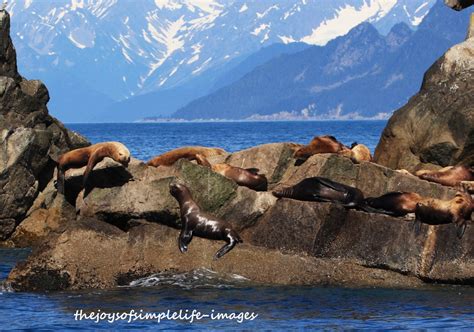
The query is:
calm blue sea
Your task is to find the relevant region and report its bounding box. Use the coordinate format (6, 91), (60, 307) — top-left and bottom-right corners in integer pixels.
(1, 121), (473, 330)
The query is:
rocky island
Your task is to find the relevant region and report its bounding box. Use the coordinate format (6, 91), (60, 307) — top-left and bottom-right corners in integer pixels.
(1, 4), (473, 292)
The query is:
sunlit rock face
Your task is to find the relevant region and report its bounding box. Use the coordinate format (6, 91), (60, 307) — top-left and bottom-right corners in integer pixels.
(6, 149), (473, 292)
(0, 10), (88, 240)
(374, 12), (474, 172)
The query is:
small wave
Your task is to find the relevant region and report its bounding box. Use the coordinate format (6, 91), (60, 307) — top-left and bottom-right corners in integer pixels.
(127, 268), (250, 290)
(0, 281), (14, 293)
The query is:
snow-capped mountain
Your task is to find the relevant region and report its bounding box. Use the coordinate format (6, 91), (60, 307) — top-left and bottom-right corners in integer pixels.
(6, 0), (435, 122)
(174, 1), (473, 120)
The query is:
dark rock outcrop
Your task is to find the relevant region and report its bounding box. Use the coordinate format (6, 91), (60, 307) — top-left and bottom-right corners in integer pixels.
(6, 145), (473, 291)
(0, 10), (88, 240)
(374, 15), (474, 172)
(7, 218), (425, 291)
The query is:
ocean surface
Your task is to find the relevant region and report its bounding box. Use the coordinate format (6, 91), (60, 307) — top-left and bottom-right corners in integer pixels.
(2, 121), (473, 330)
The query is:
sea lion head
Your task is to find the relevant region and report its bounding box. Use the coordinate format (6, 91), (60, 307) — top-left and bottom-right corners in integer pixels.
(111, 142), (131, 167)
(169, 179), (191, 200)
(293, 146), (312, 159)
(452, 191), (473, 216)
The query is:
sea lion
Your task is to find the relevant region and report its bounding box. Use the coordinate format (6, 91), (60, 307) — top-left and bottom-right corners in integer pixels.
(272, 177), (365, 208)
(415, 165), (474, 187)
(364, 192), (425, 217)
(57, 141), (131, 194)
(347, 142), (372, 164)
(169, 182), (242, 259)
(195, 154), (268, 191)
(147, 146), (226, 167)
(396, 169), (415, 176)
(414, 191), (473, 239)
(294, 135), (350, 159)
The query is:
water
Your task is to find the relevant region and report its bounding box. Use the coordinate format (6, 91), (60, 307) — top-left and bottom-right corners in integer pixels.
(2, 121), (473, 329)
(68, 121), (386, 161)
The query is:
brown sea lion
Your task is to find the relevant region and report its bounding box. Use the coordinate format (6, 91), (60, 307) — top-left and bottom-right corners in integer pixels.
(396, 169), (415, 176)
(414, 191), (473, 239)
(195, 154), (268, 191)
(348, 142), (372, 164)
(294, 135), (350, 159)
(364, 192), (425, 217)
(57, 141), (131, 194)
(416, 165), (474, 187)
(272, 177), (365, 209)
(147, 146), (226, 167)
(169, 182), (242, 259)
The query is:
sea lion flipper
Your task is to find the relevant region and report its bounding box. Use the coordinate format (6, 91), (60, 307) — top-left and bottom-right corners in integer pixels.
(214, 233), (239, 260)
(82, 148), (106, 189)
(456, 221), (467, 239)
(179, 229), (193, 253)
(315, 177), (346, 192)
(245, 168), (260, 175)
(359, 203), (403, 216)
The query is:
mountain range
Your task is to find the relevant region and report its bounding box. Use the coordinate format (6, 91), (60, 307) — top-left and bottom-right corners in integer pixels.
(6, 0), (436, 122)
(174, 0), (474, 120)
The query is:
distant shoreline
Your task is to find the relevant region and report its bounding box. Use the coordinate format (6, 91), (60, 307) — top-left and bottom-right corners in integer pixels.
(64, 119), (389, 125)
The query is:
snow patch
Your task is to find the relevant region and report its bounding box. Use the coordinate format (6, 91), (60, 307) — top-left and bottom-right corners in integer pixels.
(301, 0), (397, 45)
(415, 2), (429, 14)
(122, 48), (133, 63)
(239, 3), (248, 13)
(71, 0), (85, 11)
(278, 35), (295, 44)
(192, 57), (212, 74)
(146, 15), (186, 76)
(187, 54), (199, 64)
(256, 5), (279, 19)
(251, 24), (269, 36)
(68, 32), (85, 48)
(24, 0), (33, 9)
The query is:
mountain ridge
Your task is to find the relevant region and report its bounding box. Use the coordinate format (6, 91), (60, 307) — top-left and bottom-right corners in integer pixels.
(7, 0), (435, 122)
(173, 0), (473, 120)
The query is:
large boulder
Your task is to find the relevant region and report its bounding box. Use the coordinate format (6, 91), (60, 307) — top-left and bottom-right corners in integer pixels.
(0, 10), (88, 239)
(7, 148), (473, 291)
(374, 16), (474, 172)
(76, 159), (238, 228)
(225, 143), (300, 187)
(9, 195), (76, 248)
(248, 168), (473, 283)
(7, 217), (424, 291)
(276, 154), (457, 199)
